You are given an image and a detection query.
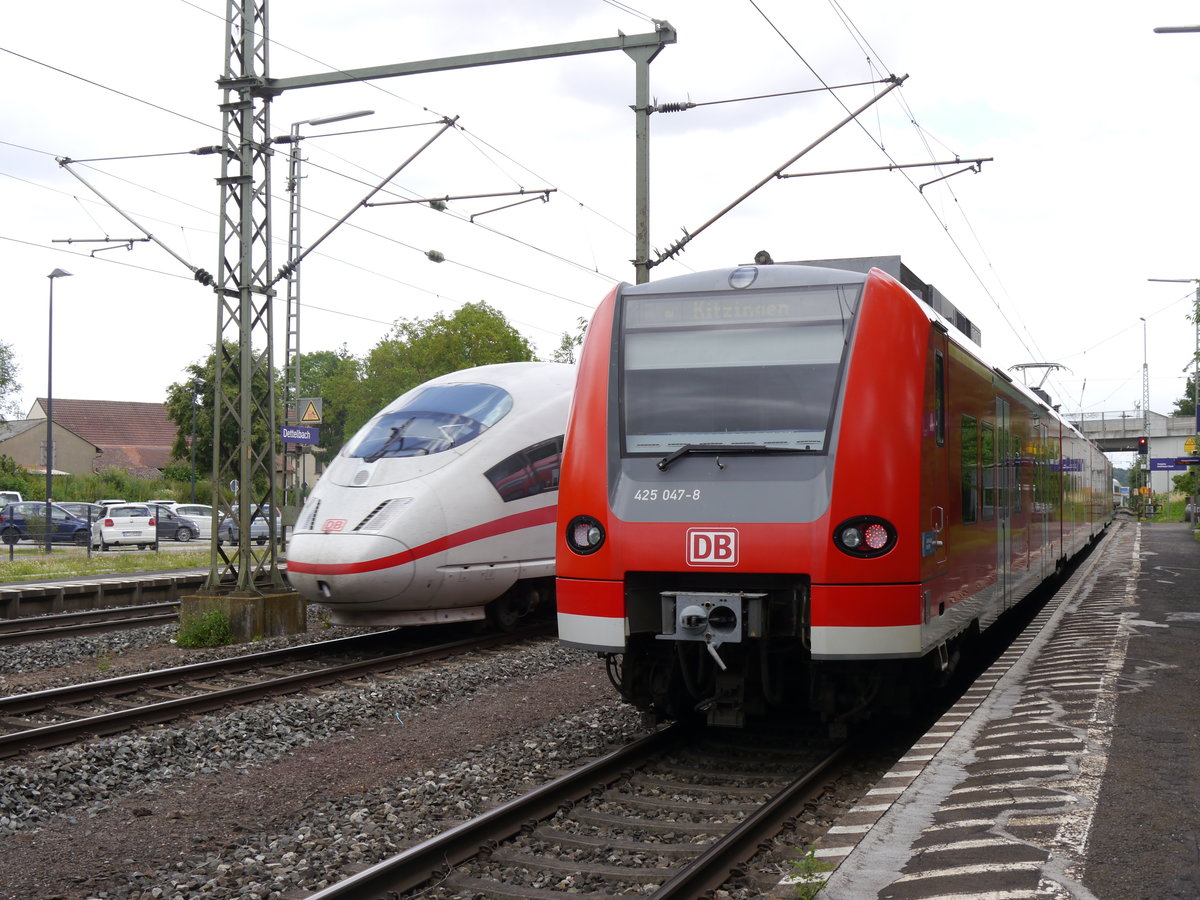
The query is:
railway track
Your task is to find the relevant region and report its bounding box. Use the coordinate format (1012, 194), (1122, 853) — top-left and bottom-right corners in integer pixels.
(0, 601), (180, 646)
(308, 723), (850, 899)
(0, 625), (546, 759)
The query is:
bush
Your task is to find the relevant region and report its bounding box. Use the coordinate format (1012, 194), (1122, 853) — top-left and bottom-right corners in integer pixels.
(176, 609), (234, 648)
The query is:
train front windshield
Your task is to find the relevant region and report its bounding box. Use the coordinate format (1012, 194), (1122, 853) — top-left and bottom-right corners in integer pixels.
(620, 283), (861, 455)
(345, 382), (513, 460)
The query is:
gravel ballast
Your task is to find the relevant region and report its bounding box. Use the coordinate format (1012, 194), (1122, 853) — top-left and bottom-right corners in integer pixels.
(0, 623), (642, 900)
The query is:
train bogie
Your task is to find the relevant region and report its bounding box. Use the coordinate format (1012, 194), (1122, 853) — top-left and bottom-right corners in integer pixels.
(556, 259), (1112, 728)
(288, 362), (574, 629)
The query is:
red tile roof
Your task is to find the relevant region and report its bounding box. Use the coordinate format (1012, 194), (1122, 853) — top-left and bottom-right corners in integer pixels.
(30, 398), (176, 475)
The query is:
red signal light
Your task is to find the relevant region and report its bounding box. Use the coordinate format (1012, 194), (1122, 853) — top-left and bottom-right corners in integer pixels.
(864, 523), (889, 550)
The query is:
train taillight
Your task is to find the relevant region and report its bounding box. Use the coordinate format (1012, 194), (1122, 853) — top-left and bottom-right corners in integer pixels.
(833, 516), (896, 558)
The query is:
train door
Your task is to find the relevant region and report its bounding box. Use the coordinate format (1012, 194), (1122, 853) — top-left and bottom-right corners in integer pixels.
(930, 345), (948, 568)
(995, 397), (1013, 606)
(1035, 421), (1052, 581)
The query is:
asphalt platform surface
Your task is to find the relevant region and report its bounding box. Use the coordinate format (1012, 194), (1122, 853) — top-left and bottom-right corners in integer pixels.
(1083, 520), (1199, 899)
(811, 518), (1198, 899)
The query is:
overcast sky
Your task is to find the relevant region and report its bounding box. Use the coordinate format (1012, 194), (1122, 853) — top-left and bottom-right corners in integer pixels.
(4, 1), (1200, 466)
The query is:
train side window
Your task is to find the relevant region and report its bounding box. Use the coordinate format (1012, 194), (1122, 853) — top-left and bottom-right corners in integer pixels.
(934, 351), (946, 446)
(960, 415), (978, 524)
(484, 435), (564, 503)
(981, 422), (995, 521)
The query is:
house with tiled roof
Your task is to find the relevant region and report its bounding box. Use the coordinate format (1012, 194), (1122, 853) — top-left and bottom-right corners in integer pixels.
(25, 398), (177, 478)
(0, 418), (100, 476)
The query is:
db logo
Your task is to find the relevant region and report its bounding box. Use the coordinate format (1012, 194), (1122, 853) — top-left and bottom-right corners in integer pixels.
(321, 518), (348, 533)
(686, 528), (739, 566)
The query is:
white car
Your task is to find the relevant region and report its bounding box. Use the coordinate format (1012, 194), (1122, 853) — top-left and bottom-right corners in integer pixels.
(91, 503), (157, 551)
(175, 503), (217, 541)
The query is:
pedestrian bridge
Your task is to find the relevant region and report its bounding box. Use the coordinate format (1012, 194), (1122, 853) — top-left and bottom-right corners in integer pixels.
(1069, 409), (1197, 452)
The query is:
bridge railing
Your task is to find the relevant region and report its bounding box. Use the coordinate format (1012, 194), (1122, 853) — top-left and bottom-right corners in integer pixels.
(1070, 410), (1196, 439)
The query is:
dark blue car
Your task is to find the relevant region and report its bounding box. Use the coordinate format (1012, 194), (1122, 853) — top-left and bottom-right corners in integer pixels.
(0, 501), (92, 546)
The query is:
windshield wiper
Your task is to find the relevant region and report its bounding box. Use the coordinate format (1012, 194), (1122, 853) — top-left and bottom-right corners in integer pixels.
(656, 443), (796, 471)
(364, 418), (415, 463)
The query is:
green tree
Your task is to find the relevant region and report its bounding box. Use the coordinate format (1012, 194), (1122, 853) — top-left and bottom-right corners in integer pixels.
(163, 341), (279, 486)
(0, 340), (21, 422)
(335, 302), (534, 438)
(552, 316), (589, 364)
(294, 346), (359, 459)
(1172, 374), (1197, 420)
(0, 453), (32, 495)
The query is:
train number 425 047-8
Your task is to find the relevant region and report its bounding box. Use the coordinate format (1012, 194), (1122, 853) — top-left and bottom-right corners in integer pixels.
(633, 488), (701, 501)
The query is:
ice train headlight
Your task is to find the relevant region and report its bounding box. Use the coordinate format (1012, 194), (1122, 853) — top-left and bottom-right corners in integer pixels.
(833, 515), (896, 558)
(566, 515), (605, 555)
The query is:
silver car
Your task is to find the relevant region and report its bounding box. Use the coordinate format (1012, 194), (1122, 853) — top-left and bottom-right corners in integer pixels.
(216, 505), (277, 546)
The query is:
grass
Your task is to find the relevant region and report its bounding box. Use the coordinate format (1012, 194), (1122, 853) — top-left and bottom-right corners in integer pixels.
(175, 608), (235, 648)
(787, 848), (835, 898)
(0, 548), (213, 582)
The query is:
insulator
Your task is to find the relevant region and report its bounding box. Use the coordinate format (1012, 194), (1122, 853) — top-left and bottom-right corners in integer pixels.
(654, 101), (694, 114)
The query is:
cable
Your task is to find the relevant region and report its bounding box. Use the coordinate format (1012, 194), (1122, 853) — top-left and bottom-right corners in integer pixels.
(0, 46), (218, 135)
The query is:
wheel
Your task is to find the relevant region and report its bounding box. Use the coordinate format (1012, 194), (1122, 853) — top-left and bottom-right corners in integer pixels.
(175, 527), (193, 542)
(100, 539), (110, 552)
(73, 529), (89, 546)
(487, 586), (539, 632)
(138, 543), (149, 550)
(1, 527), (18, 546)
(255, 538), (266, 546)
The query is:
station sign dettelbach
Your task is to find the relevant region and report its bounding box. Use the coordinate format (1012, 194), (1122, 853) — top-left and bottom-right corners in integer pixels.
(281, 425), (319, 446)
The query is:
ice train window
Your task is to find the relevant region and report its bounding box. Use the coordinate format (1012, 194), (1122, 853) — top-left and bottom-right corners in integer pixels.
(345, 382), (513, 460)
(485, 436), (564, 502)
(619, 283), (862, 454)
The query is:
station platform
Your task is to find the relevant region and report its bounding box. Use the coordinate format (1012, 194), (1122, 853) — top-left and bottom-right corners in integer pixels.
(791, 517), (1199, 899)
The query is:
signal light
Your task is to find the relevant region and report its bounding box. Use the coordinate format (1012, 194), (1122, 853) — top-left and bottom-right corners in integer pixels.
(833, 515), (897, 558)
(1137, 436), (1148, 456)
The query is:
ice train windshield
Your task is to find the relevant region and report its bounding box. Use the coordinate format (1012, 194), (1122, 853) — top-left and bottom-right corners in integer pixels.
(345, 382), (513, 460)
(620, 283), (861, 455)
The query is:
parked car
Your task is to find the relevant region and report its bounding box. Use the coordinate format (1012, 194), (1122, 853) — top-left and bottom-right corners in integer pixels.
(147, 499), (179, 510)
(95, 498), (127, 507)
(0, 501), (91, 546)
(175, 503), (216, 541)
(216, 504), (279, 546)
(0, 490), (23, 507)
(58, 501), (105, 523)
(145, 503), (200, 542)
(91, 504), (157, 551)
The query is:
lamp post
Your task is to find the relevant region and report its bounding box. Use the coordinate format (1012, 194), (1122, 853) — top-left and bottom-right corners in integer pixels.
(274, 109), (373, 511)
(1140, 316), (1151, 515)
(189, 382), (199, 504)
(1149, 277), (1200, 525)
(45, 268), (72, 553)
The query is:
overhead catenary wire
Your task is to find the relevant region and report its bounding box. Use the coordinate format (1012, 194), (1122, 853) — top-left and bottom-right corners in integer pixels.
(2, 7), (645, 335)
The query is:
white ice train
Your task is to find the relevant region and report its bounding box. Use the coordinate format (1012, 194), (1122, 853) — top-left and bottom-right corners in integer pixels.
(287, 362), (575, 628)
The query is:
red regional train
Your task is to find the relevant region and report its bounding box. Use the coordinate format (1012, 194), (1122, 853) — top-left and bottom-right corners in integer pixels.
(556, 256), (1112, 728)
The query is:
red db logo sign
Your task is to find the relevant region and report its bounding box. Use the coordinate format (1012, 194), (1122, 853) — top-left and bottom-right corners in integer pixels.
(321, 518), (348, 533)
(687, 528), (739, 566)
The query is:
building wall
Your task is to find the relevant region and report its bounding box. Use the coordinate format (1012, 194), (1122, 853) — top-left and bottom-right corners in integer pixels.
(0, 426), (99, 477)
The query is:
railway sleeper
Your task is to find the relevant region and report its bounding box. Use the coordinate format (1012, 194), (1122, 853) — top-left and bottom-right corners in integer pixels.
(531, 826), (705, 858)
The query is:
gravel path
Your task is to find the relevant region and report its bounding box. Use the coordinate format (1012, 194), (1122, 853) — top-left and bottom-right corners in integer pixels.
(0, 623), (643, 900)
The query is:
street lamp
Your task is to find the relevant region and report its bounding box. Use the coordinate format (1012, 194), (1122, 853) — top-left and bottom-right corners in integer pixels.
(1149, 277), (1200, 525)
(45, 268), (72, 553)
(274, 109), (373, 511)
(189, 382), (200, 504)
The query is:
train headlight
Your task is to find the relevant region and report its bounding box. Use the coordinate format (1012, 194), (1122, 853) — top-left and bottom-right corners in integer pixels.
(566, 515), (605, 555)
(833, 515), (896, 558)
